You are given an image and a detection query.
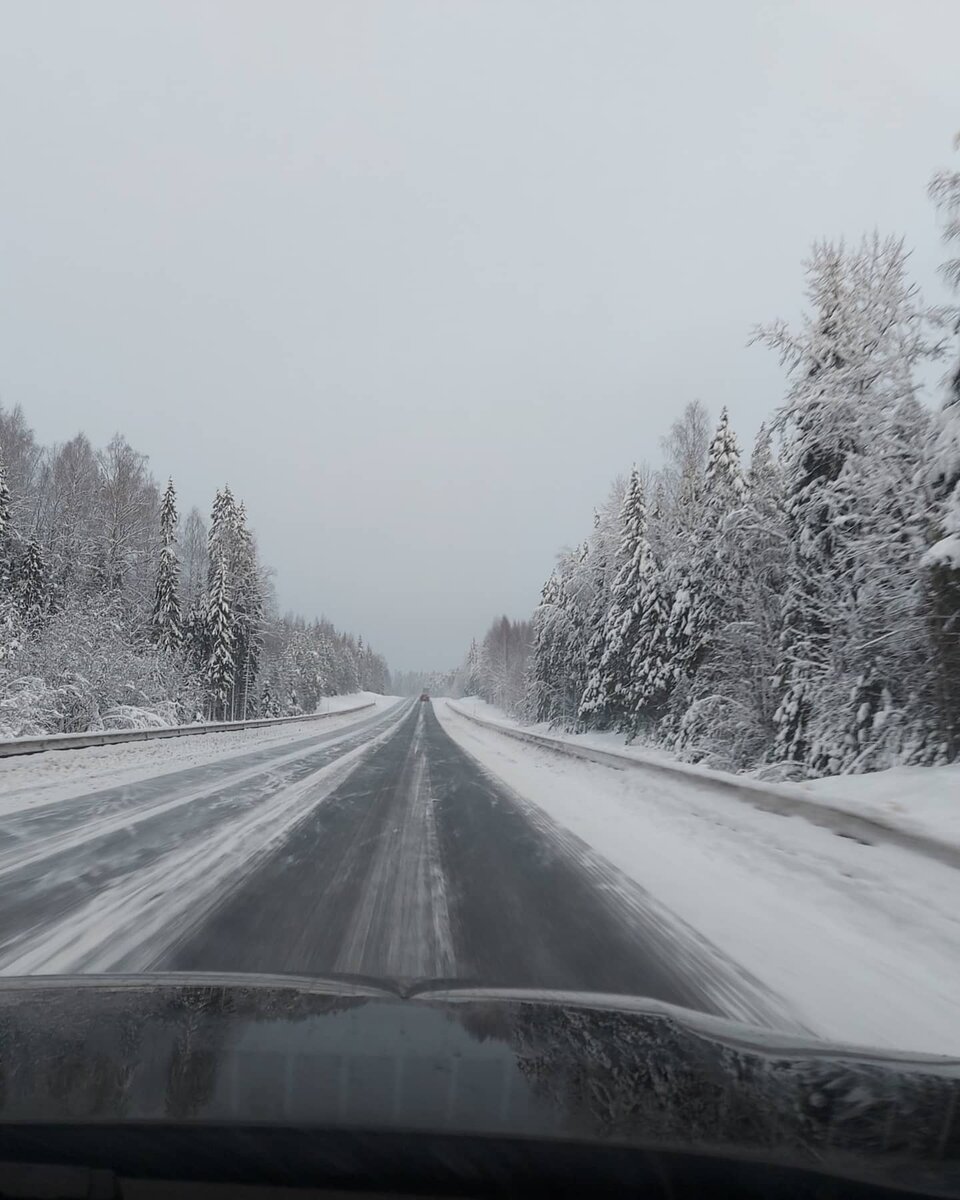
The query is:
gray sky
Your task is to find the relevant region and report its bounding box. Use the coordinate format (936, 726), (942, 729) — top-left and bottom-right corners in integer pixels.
(1, 1), (958, 672)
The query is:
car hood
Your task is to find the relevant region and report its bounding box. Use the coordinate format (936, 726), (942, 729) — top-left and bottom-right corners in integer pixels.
(0, 973), (958, 1195)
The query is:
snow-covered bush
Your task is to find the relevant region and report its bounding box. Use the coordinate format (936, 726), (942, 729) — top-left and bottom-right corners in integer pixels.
(0, 594), (202, 737)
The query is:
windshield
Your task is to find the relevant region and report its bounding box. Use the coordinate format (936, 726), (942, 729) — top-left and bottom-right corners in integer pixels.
(0, 0), (959, 1083)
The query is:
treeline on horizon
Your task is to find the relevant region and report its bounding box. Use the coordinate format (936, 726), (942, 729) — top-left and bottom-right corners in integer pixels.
(0, 408), (389, 737)
(436, 137), (960, 778)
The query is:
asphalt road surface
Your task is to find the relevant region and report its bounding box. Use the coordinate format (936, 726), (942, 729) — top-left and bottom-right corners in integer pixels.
(160, 703), (775, 1020)
(0, 702), (406, 974)
(2, 700), (780, 1022)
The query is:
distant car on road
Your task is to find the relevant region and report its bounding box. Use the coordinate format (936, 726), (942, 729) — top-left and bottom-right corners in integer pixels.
(420, 692), (430, 702)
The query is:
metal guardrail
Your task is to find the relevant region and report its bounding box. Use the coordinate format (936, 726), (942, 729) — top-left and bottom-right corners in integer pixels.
(0, 701), (377, 759)
(446, 702), (960, 870)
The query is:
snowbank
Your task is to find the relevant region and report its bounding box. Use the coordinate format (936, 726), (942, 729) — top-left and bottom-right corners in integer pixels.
(435, 699), (960, 1057)
(453, 697), (960, 854)
(799, 764), (960, 853)
(450, 697), (678, 764)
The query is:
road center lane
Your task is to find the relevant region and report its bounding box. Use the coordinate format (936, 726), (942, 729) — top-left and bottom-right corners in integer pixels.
(160, 704), (786, 1023)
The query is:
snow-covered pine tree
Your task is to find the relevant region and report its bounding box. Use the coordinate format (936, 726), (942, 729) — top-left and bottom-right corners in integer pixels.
(646, 403), (711, 738)
(457, 638), (482, 696)
(559, 541), (595, 726)
(151, 479), (182, 653)
(259, 679), (280, 717)
(186, 490), (233, 681)
(756, 235), (936, 771)
(204, 549), (235, 720)
(578, 467), (647, 730)
(529, 572), (560, 722)
(629, 536), (669, 727)
(668, 407), (746, 701)
(577, 487), (624, 729)
(704, 407), (747, 513)
(228, 501), (263, 719)
(670, 420), (787, 766)
(208, 486), (237, 572)
(0, 447), (15, 614)
(15, 537), (49, 630)
(839, 393), (933, 767)
(315, 627), (335, 696)
(0, 447), (18, 664)
(577, 515), (608, 722)
(735, 422), (788, 733)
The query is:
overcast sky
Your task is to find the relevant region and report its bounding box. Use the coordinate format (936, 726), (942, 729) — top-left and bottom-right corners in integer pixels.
(1, 1), (958, 672)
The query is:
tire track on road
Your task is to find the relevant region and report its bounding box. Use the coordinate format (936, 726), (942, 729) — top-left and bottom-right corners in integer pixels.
(0, 703), (412, 972)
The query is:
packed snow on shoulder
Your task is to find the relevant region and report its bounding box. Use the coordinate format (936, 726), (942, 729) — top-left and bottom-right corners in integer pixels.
(450, 695), (679, 763)
(798, 764), (960, 854)
(435, 699), (960, 1057)
(453, 696), (960, 854)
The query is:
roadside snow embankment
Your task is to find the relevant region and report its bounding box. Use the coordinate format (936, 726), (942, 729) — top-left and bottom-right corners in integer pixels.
(449, 698), (960, 859)
(435, 698), (960, 1057)
(0, 693), (400, 817)
(798, 765), (960, 854)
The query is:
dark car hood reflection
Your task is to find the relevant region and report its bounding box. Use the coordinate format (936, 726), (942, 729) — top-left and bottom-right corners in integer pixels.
(0, 973), (957, 1195)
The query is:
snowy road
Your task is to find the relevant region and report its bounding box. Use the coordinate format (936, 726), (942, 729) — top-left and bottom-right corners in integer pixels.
(0, 700), (409, 973)
(2, 698), (957, 1055)
(160, 702), (783, 1026)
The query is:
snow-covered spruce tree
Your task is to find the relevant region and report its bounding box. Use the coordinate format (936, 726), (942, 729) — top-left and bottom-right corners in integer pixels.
(151, 479), (183, 653)
(644, 402), (710, 739)
(840, 393), (934, 767)
(191, 486), (240, 714)
(14, 537), (50, 631)
(529, 573), (561, 721)
(577, 485), (626, 729)
(258, 679), (280, 717)
(454, 638), (483, 697)
(629, 530), (670, 732)
(316, 627), (336, 696)
(578, 467), (647, 730)
(559, 542), (596, 726)
(0, 446), (20, 667)
(0, 446), (12, 585)
(204, 550), (235, 720)
(664, 408), (749, 756)
(731, 424), (789, 743)
(208, 485), (237, 568)
(667, 420), (790, 768)
(676, 408), (746, 674)
(704, 408), (747, 513)
(228, 501), (263, 719)
(532, 542), (596, 727)
(755, 235), (937, 773)
(921, 133), (960, 758)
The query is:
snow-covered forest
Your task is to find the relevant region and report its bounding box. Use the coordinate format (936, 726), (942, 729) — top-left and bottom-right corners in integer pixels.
(449, 142), (960, 777)
(0, 409), (389, 736)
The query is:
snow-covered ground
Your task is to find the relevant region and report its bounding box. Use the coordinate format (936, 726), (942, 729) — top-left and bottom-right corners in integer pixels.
(799, 765), (960, 854)
(0, 693), (399, 819)
(435, 698), (960, 1057)
(450, 696), (960, 852)
(449, 696), (678, 762)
